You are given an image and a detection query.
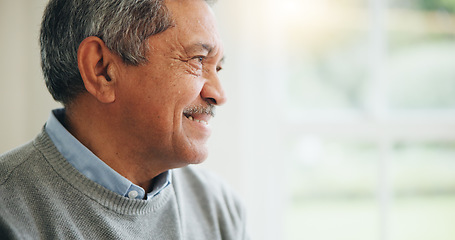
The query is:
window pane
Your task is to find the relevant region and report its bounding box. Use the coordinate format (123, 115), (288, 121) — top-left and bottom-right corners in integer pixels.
(391, 141), (455, 240)
(280, 0), (369, 111)
(285, 137), (379, 240)
(388, 1), (455, 110)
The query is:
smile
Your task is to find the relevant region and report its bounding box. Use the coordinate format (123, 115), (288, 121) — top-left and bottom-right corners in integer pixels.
(182, 104), (215, 126)
(185, 115), (209, 125)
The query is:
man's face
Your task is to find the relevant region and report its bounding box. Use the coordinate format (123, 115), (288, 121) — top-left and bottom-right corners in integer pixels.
(113, 0), (226, 168)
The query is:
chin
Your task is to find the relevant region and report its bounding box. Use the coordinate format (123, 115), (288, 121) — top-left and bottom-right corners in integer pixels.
(179, 146), (209, 166)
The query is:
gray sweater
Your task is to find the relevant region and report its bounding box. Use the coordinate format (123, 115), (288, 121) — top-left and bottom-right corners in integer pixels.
(0, 130), (248, 239)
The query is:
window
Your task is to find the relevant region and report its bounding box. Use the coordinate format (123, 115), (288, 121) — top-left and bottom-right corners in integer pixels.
(278, 0), (455, 239)
(213, 0), (455, 239)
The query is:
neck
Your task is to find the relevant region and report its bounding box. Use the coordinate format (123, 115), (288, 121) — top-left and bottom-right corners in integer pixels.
(63, 98), (169, 192)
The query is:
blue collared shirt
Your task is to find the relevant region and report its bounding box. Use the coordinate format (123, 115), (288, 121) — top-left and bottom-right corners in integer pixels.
(45, 108), (171, 200)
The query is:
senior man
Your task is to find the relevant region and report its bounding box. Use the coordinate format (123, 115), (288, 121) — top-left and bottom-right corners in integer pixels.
(0, 0), (248, 239)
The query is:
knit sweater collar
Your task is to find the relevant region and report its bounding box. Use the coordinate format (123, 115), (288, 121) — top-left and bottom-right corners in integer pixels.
(33, 129), (173, 215)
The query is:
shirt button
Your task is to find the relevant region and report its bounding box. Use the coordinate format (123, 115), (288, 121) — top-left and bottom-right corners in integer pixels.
(128, 190), (139, 199)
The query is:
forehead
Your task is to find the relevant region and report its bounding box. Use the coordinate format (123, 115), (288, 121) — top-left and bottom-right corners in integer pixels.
(164, 0), (222, 51)
(165, 0), (216, 25)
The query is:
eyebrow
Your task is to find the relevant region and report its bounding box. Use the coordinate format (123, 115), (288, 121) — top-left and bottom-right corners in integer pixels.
(201, 43), (213, 53)
(186, 42), (213, 54)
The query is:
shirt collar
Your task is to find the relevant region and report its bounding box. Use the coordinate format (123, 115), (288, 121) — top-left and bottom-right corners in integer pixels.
(45, 108), (171, 200)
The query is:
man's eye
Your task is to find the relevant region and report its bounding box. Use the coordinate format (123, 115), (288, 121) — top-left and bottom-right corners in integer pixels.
(193, 56), (204, 63)
(187, 56), (204, 69)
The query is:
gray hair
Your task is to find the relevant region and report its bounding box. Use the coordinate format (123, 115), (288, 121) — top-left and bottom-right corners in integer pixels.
(40, 0), (174, 105)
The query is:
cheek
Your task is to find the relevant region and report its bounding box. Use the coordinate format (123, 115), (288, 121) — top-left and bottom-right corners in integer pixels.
(123, 64), (204, 118)
(181, 75), (205, 98)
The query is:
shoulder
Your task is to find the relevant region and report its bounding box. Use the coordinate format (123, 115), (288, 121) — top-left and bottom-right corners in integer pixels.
(0, 130), (57, 187)
(0, 138), (46, 238)
(0, 140), (39, 185)
(172, 166), (248, 238)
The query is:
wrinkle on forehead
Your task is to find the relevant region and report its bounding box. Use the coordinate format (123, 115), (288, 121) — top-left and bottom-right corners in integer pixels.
(147, 0), (224, 63)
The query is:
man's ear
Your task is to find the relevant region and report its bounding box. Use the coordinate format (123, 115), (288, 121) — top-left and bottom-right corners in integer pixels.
(77, 36), (118, 103)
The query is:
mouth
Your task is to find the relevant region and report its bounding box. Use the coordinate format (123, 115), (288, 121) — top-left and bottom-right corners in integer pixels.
(183, 104), (215, 126)
(184, 114), (209, 125)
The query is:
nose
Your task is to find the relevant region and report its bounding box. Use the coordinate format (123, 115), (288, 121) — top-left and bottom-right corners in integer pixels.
(200, 72), (227, 106)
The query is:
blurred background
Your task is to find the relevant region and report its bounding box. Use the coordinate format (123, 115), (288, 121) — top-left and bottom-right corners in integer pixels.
(1, 0), (455, 239)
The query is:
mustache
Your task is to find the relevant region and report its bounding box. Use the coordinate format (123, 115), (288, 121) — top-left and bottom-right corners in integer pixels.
(183, 103), (216, 117)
